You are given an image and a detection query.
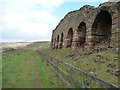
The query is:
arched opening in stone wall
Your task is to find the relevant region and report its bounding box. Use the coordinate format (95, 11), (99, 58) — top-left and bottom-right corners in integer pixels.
(91, 10), (112, 47)
(53, 38), (56, 49)
(60, 33), (64, 48)
(54, 38), (56, 49)
(67, 28), (73, 47)
(77, 21), (86, 47)
(56, 35), (59, 49)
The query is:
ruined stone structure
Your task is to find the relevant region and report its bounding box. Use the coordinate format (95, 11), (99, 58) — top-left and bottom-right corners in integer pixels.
(51, 1), (120, 51)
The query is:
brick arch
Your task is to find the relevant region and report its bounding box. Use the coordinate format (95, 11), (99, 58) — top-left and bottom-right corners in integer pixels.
(64, 28), (74, 48)
(56, 35), (59, 49)
(67, 28), (73, 47)
(91, 10), (112, 47)
(77, 21), (86, 47)
(53, 38), (56, 49)
(54, 38), (56, 49)
(59, 32), (64, 49)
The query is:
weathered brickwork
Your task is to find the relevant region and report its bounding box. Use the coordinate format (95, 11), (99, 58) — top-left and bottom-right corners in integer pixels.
(51, 1), (120, 51)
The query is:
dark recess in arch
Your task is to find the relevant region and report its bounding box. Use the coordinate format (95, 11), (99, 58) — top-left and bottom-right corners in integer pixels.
(91, 10), (112, 46)
(67, 28), (73, 47)
(60, 33), (64, 48)
(56, 35), (59, 49)
(77, 21), (86, 47)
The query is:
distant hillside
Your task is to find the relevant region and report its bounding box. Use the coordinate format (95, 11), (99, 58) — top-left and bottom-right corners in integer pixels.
(25, 41), (50, 50)
(2, 42), (30, 49)
(1, 42), (31, 52)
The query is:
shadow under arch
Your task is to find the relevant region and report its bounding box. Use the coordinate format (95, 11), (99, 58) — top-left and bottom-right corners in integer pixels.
(67, 28), (73, 48)
(59, 33), (64, 49)
(77, 21), (86, 47)
(91, 10), (112, 47)
(56, 35), (59, 49)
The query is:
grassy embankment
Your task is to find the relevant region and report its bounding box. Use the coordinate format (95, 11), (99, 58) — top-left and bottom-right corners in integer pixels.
(22, 41), (119, 87)
(2, 41), (119, 88)
(41, 48), (119, 87)
(2, 48), (67, 88)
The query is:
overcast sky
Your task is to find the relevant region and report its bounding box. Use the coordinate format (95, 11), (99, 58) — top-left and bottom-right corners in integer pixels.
(0, 0), (109, 42)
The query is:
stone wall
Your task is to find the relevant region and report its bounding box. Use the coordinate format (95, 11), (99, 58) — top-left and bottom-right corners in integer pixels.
(51, 1), (120, 51)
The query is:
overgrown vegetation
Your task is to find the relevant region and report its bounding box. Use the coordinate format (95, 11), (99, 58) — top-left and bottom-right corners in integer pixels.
(2, 41), (119, 88)
(40, 48), (119, 87)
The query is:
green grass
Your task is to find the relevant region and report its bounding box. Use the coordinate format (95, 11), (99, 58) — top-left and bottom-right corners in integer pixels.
(41, 48), (119, 87)
(2, 49), (67, 88)
(3, 41), (118, 88)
